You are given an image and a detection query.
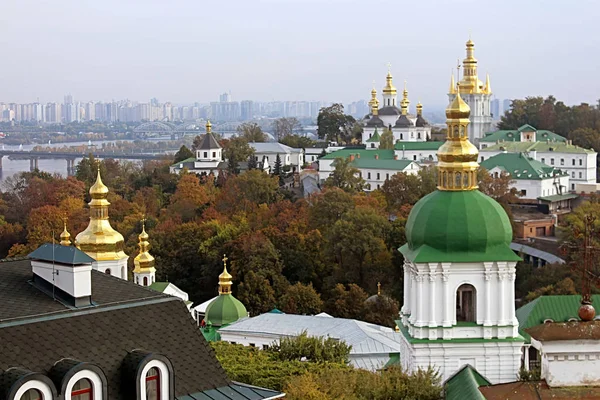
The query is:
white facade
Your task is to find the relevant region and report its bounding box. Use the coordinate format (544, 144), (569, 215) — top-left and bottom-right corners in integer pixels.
(486, 166), (569, 200)
(531, 337), (600, 387)
(481, 150), (597, 190)
(360, 162), (421, 191)
(250, 142), (304, 171)
(93, 258), (128, 280)
(394, 147), (439, 163)
(32, 260), (92, 299)
(449, 93), (493, 143)
(400, 259), (523, 383)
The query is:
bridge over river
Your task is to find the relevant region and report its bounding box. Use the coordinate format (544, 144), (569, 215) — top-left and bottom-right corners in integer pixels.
(0, 150), (174, 175)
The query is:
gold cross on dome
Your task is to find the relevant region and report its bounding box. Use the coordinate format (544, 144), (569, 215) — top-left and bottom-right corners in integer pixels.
(377, 282), (381, 296)
(386, 62), (392, 72)
(222, 254), (228, 268)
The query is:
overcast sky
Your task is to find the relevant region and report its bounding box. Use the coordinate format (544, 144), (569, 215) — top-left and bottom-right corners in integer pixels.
(1, 0), (599, 108)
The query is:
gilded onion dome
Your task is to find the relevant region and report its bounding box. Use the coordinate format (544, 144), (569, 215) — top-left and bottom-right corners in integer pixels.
(206, 120), (212, 133)
(437, 89), (479, 191)
(382, 70), (397, 95)
(400, 81), (410, 115)
(204, 255), (247, 327)
(75, 168), (127, 261)
(458, 38), (485, 94)
(218, 255), (233, 295)
(133, 220), (155, 274)
(368, 85), (378, 110)
(60, 216), (71, 246)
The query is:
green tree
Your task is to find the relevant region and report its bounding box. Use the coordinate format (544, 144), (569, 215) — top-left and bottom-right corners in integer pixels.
(323, 157), (366, 193)
(223, 136), (255, 174)
(381, 172), (422, 212)
(316, 103), (358, 144)
(524, 277), (578, 304)
(173, 145), (194, 163)
(279, 283), (323, 315)
(237, 270), (278, 316)
(308, 187), (355, 230)
(272, 331), (351, 364)
(272, 117), (302, 140)
(379, 128), (394, 149)
(325, 283), (368, 319)
(280, 134), (315, 149)
(362, 295), (400, 328)
(273, 153), (282, 177)
(237, 122), (267, 142)
(247, 154), (258, 170)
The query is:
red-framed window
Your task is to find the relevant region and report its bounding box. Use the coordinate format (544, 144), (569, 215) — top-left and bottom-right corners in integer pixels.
(21, 388), (42, 400)
(71, 378), (92, 400)
(146, 367), (160, 400)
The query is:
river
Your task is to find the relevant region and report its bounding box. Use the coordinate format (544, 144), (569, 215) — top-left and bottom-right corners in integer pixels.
(0, 138), (175, 182)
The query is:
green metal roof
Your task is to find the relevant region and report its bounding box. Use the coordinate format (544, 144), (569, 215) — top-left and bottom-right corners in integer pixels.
(177, 382), (284, 400)
(201, 325), (222, 342)
(394, 141), (444, 151)
(481, 125), (567, 143)
(516, 295), (600, 342)
(320, 148), (395, 160)
(401, 190), (521, 263)
(204, 294), (248, 327)
(480, 152), (567, 180)
(482, 141), (595, 154)
(170, 157), (196, 168)
(383, 353), (400, 368)
(537, 193), (579, 202)
(149, 281), (170, 293)
(351, 157), (416, 171)
(28, 244), (95, 265)
(444, 364), (490, 400)
(366, 128), (381, 142)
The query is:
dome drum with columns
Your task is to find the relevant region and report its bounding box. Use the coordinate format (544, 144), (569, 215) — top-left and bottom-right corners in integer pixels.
(397, 85), (523, 385)
(363, 72), (431, 148)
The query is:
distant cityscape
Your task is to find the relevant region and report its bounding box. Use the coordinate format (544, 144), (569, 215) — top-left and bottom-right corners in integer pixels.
(0, 92), (512, 125)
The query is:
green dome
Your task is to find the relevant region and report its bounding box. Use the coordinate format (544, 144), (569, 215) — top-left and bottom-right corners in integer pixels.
(400, 190), (520, 263)
(204, 294), (247, 327)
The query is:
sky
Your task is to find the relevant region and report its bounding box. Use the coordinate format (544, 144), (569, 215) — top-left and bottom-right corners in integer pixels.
(1, 0), (600, 109)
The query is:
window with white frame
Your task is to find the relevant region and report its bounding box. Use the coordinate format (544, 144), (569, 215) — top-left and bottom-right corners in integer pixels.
(145, 368), (160, 400)
(64, 369), (104, 400)
(70, 378), (92, 400)
(20, 388), (42, 400)
(140, 360), (170, 400)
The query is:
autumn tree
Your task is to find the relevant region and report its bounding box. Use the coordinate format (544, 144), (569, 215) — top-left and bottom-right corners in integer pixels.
(325, 283), (368, 319)
(381, 172), (422, 212)
(272, 117), (302, 140)
(279, 134), (315, 149)
(379, 128), (394, 149)
(237, 122), (267, 142)
(323, 157), (366, 193)
(362, 295), (400, 328)
(279, 283), (323, 315)
(173, 145), (194, 163)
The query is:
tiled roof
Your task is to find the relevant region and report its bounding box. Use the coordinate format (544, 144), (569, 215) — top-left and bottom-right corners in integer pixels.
(149, 281), (171, 293)
(444, 364), (490, 400)
(378, 106), (401, 116)
(481, 141), (595, 154)
(481, 125), (567, 143)
(394, 141), (444, 151)
(526, 320), (600, 341)
(197, 133), (222, 150)
(28, 244), (95, 265)
(480, 152), (567, 180)
(515, 295), (600, 342)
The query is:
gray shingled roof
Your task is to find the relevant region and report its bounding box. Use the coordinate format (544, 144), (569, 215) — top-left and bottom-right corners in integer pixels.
(197, 133), (222, 150)
(394, 114), (412, 128)
(378, 106), (401, 116)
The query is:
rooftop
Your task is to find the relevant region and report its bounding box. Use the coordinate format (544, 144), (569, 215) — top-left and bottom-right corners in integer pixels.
(480, 152), (567, 180)
(28, 243), (95, 265)
(352, 157), (416, 171)
(526, 320), (600, 341)
(394, 141), (444, 151)
(320, 148), (395, 160)
(481, 125), (567, 143)
(249, 142), (301, 154)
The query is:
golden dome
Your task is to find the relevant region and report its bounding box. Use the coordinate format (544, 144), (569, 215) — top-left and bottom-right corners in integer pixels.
(75, 168), (127, 261)
(206, 120), (212, 134)
(133, 221), (155, 274)
(219, 254), (233, 295)
(416, 101), (423, 115)
(382, 71), (397, 94)
(437, 91), (479, 191)
(60, 216), (71, 247)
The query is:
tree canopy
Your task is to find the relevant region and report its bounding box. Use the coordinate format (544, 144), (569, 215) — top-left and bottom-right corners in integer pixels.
(317, 103), (361, 145)
(323, 157), (367, 193)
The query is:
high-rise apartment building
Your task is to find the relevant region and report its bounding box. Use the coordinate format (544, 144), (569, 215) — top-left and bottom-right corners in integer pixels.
(491, 99), (500, 119)
(241, 100), (254, 120)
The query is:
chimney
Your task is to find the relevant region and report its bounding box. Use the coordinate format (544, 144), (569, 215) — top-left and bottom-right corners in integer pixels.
(394, 154), (398, 160)
(375, 154), (379, 160)
(349, 154), (355, 161)
(28, 244), (95, 307)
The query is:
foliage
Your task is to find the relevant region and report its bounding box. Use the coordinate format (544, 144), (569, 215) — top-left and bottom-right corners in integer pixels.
(210, 340), (350, 392)
(237, 122), (267, 142)
(173, 145), (194, 163)
(247, 154), (258, 170)
(280, 134), (315, 149)
(519, 367), (541, 381)
(363, 295), (400, 328)
(279, 283), (323, 315)
(272, 117), (302, 140)
(284, 366), (442, 400)
(223, 136), (255, 174)
(524, 277), (578, 304)
(379, 128), (394, 150)
(273, 154), (282, 177)
(271, 331), (351, 364)
(325, 283), (368, 319)
(323, 157), (367, 193)
(317, 103), (360, 144)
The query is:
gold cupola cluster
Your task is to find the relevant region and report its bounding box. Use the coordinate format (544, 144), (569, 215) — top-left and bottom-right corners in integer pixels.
(218, 255), (233, 295)
(75, 167), (127, 261)
(382, 69), (397, 96)
(437, 88), (479, 191)
(133, 220), (155, 275)
(368, 84), (379, 114)
(454, 38), (491, 95)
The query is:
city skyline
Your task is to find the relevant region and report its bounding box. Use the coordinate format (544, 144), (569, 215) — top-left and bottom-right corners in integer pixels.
(2, 0), (600, 108)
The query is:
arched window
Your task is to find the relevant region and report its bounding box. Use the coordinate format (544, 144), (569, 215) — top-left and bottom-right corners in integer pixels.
(455, 172), (461, 188)
(143, 277), (148, 286)
(21, 388), (42, 400)
(71, 378), (92, 400)
(456, 284), (476, 322)
(146, 368), (160, 400)
(105, 269), (111, 275)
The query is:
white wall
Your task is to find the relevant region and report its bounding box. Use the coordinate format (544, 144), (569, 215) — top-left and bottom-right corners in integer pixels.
(486, 168), (570, 200)
(394, 149), (438, 162)
(32, 260), (92, 298)
(534, 339), (600, 387)
(360, 163), (421, 191)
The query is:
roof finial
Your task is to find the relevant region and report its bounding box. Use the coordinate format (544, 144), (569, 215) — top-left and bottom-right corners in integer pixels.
(219, 254), (233, 295)
(60, 214), (71, 246)
(377, 282), (381, 296)
(387, 62), (392, 73)
(206, 120), (212, 134)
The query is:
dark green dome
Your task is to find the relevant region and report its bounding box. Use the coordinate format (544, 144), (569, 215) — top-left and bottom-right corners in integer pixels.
(400, 190), (520, 263)
(204, 294), (247, 327)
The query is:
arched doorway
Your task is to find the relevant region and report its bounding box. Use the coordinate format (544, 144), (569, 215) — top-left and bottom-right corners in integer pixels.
(456, 284), (476, 322)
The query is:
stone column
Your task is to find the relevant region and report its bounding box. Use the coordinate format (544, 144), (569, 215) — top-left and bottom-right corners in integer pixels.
(483, 262), (493, 326)
(409, 270), (417, 325)
(442, 263), (452, 327)
(508, 268), (517, 326)
(429, 270), (437, 327)
(498, 268), (506, 326)
(402, 261), (410, 316)
(34, 158), (39, 170)
(30, 158), (34, 171)
(416, 273), (424, 326)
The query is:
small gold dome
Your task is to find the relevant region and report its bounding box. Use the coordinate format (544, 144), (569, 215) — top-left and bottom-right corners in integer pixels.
(206, 120), (212, 133)
(89, 168), (109, 199)
(466, 38), (475, 47)
(60, 217), (71, 247)
(133, 221), (155, 273)
(382, 71), (397, 94)
(219, 254), (233, 295)
(446, 91), (471, 120)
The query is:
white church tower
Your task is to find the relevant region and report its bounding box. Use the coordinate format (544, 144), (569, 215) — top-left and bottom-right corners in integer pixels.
(398, 89), (523, 384)
(448, 38), (493, 143)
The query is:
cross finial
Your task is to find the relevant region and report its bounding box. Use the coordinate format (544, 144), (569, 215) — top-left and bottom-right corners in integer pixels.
(377, 282), (381, 296)
(386, 62), (392, 73)
(222, 254), (228, 269)
(141, 214), (147, 230)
